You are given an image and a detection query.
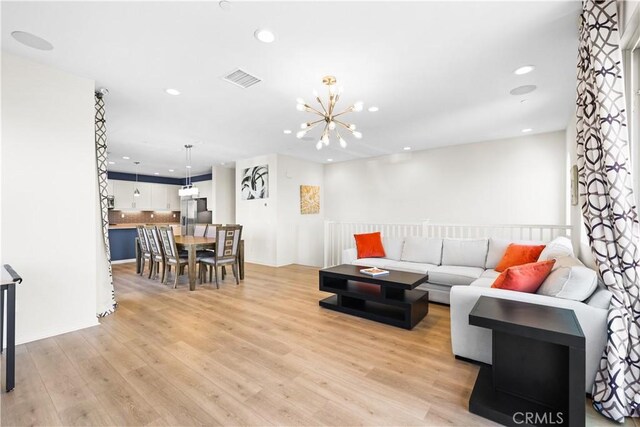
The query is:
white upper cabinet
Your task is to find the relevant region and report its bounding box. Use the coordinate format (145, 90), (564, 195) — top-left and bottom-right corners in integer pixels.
(110, 179), (156, 210)
(167, 185), (181, 210)
(150, 183), (168, 210)
(112, 180), (134, 209)
(196, 180), (213, 209)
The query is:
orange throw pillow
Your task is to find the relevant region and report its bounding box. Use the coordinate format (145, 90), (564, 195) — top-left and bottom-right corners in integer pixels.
(495, 243), (546, 272)
(491, 260), (556, 293)
(354, 232), (386, 259)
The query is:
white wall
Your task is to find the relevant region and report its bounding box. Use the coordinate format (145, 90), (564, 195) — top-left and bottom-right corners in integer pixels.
(235, 154), (324, 267)
(325, 131), (567, 225)
(212, 166), (235, 224)
(235, 154), (278, 266)
(276, 155), (324, 267)
(1, 53), (99, 344)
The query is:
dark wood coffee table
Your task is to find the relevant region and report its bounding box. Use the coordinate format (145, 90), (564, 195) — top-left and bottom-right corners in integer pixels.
(318, 264), (429, 329)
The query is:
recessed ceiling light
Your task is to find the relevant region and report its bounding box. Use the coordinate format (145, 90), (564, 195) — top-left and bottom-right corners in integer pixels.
(221, 162), (226, 165)
(122, 156), (130, 160)
(327, 158), (333, 162)
(254, 29), (275, 43)
(154, 172), (160, 175)
(283, 129), (292, 134)
(168, 169), (175, 172)
(108, 161), (115, 165)
(186, 165), (192, 169)
(368, 106), (379, 112)
(510, 85), (537, 96)
(403, 146), (411, 151)
(11, 31), (53, 51)
(514, 65), (535, 75)
(165, 88), (181, 96)
(522, 128), (533, 133)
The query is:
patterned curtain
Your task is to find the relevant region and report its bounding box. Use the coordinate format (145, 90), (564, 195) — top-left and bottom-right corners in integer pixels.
(576, 0), (640, 422)
(95, 92), (117, 317)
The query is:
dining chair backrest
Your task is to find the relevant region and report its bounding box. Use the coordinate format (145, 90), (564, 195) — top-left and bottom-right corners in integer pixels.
(145, 226), (163, 258)
(215, 225), (243, 262)
(159, 226), (180, 261)
(136, 225), (150, 254)
(205, 224), (222, 238)
(194, 223), (207, 237)
(170, 224), (181, 236)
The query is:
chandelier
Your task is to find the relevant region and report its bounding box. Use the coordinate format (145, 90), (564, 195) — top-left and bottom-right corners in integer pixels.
(296, 75), (363, 150)
(178, 144), (199, 197)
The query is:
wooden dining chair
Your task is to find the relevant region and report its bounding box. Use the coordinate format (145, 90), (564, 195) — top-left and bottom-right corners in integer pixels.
(136, 225), (152, 276)
(158, 226), (188, 288)
(198, 225), (243, 288)
(204, 224), (222, 238)
(194, 224), (208, 237)
(145, 226), (165, 282)
(170, 224), (181, 236)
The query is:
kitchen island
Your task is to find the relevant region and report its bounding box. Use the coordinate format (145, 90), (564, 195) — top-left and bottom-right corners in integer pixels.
(108, 223), (179, 262)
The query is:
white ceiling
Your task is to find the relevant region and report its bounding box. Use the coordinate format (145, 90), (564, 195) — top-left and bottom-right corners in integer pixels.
(2, 1), (581, 177)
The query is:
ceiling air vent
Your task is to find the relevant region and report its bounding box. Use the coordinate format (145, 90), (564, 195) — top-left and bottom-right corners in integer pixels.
(222, 68), (262, 89)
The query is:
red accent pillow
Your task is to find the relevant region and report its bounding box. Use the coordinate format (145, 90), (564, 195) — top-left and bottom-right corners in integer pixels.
(354, 232), (386, 259)
(495, 244), (546, 272)
(491, 260), (556, 293)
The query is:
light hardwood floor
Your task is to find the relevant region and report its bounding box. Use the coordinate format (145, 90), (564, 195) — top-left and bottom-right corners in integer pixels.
(0, 262), (626, 426)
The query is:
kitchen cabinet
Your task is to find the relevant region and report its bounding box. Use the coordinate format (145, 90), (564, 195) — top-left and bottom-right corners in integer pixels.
(196, 180), (213, 209)
(112, 180), (151, 210)
(109, 179), (182, 211)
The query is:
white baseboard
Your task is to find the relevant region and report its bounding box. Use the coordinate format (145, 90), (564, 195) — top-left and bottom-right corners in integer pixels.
(112, 259), (136, 264)
(16, 318), (100, 346)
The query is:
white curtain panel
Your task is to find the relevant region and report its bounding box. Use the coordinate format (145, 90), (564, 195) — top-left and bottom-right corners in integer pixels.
(576, 0), (640, 421)
(95, 93), (117, 317)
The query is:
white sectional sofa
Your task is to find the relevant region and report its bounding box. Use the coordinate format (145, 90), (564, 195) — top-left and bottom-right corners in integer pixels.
(342, 236), (611, 392)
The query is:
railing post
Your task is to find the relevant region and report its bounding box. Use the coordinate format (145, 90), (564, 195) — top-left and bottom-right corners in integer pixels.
(421, 219), (430, 237)
(324, 220), (332, 268)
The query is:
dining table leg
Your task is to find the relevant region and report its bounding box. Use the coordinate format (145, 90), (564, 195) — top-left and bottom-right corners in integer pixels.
(188, 246), (196, 291)
(239, 240), (245, 280)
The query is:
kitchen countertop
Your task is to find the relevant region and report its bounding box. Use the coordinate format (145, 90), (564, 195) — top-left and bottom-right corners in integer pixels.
(109, 223), (180, 230)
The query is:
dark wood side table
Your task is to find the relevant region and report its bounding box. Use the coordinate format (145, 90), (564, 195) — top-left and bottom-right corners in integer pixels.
(1, 264), (22, 392)
(468, 296), (585, 427)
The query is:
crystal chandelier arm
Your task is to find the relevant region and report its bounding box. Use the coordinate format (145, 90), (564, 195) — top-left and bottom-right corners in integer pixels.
(315, 96), (329, 116)
(306, 118), (325, 127)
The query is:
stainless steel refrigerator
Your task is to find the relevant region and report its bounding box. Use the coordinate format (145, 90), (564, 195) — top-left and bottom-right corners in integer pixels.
(180, 197), (212, 235)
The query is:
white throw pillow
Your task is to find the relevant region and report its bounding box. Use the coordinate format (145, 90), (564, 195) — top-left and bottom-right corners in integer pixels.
(485, 238), (544, 269)
(538, 236), (575, 261)
(400, 237), (442, 265)
(382, 237), (404, 261)
(537, 256), (598, 301)
(441, 239), (488, 268)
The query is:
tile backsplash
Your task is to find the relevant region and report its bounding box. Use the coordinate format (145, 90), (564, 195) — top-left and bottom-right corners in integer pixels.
(109, 210), (180, 224)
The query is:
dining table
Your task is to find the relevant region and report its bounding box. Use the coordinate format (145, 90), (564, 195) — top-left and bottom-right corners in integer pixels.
(173, 235), (245, 291)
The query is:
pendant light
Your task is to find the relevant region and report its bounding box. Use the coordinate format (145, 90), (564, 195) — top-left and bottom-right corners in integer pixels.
(133, 161), (141, 197)
(178, 144), (199, 197)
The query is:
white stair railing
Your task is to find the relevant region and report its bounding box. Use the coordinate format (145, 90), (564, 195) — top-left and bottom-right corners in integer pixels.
(324, 220), (572, 267)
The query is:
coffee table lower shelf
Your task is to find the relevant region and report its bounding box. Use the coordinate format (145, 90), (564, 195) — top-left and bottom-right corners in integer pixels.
(319, 291), (428, 330)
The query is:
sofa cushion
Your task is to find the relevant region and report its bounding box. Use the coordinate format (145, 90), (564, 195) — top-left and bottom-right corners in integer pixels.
(585, 283), (612, 309)
(401, 237), (442, 264)
(480, 269), (500, 279)
(441, 238), (488, 268)
(382, 237), (404, 261)
(538, 236), (575, 261)
(537, 256), (598, 301)
(354, 232), (385, 258)
(492, 260), (556, 293)
(352, 258), (391, 269)
(470, 277), (495, 288)
(428, 265), (484, 287)
(386, 261), (436, 275)
(495, 243), (546, 272)
(486, 238), (544, 269)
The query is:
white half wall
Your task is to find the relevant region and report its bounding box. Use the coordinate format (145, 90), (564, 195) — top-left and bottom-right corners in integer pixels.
(1, 53), (100, 344)
(325, 131), (568, 225)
